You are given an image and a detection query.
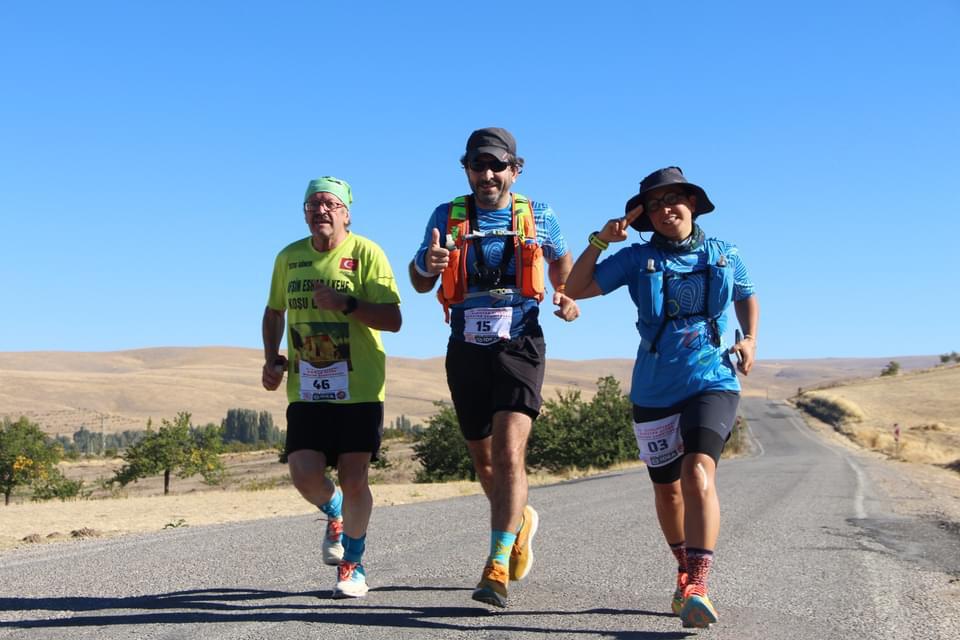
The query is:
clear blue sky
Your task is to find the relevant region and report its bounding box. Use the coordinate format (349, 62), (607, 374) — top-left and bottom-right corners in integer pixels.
(2, 1), (958, 361)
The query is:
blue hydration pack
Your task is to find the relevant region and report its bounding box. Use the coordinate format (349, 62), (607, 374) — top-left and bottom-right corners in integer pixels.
(635, 239), (734, 354)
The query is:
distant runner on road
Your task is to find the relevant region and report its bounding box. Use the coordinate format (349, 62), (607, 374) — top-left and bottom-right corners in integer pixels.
(566, 166), (759, 629)
(262, 176), (402, 599)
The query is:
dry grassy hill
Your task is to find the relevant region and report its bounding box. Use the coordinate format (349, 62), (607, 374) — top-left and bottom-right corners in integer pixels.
(795, 364), (960, 467)
(0, 348), (634, 436)
(0, 348), (942, 437)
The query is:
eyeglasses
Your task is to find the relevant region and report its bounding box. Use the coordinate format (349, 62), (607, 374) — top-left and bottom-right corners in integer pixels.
(467, 159), (511, 173)
(304, 200), (345, 213)
(643, 192), (686, 213)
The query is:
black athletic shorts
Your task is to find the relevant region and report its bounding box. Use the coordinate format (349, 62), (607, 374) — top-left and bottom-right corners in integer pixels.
(632, 391), (740, 484)
(445, 335), (546, 441)
(284, 401), (383, 467)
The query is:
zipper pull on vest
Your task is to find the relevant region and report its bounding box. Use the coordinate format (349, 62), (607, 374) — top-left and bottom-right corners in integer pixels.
(646, 258), (656, 272)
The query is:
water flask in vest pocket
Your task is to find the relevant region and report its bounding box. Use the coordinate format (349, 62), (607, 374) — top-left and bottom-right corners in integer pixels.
(706, 257), (734, 317)
(442, 247), (461, 300)
(637, 261), (664, 323)
(520, 239), (544, 298)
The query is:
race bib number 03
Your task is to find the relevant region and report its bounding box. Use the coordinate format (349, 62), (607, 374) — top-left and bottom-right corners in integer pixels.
(299, 360), (350, 401)
(633, 413), (683, 468)
(463, 307), (512, 345)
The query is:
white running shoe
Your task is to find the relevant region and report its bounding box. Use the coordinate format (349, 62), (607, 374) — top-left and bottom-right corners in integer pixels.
(322, 517), (344, 566)
(333, 561), (369, 598)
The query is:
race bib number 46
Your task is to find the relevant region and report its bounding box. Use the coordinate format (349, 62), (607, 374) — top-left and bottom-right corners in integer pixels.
(463, 307), (512, 345)
(299, 360), (350, 401)
(633, 413), (683, 468)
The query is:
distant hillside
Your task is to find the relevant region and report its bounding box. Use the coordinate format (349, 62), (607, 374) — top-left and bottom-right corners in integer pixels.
(0, 348), (941, 436)
(794, 364), (960, 467)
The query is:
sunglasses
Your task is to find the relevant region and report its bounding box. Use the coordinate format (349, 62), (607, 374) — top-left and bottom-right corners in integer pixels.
(644, 191), (687, 212)
(467, 159), (511, 173)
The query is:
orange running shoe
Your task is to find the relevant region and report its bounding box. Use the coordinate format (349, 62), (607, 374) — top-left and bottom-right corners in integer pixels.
(472, 561), (509, 608)
(509, 505), (540, 581)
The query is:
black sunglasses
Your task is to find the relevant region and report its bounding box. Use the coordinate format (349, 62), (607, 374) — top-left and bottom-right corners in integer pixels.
(468, 159), (511, 173)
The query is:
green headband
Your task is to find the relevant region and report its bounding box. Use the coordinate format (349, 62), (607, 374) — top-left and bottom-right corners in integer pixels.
(304, 176), (353, 208)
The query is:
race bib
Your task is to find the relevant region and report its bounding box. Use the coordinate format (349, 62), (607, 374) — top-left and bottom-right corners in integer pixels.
(633, 413), (683, 467)
(463, 307), (512, 345)
(299, 360), (350, 401)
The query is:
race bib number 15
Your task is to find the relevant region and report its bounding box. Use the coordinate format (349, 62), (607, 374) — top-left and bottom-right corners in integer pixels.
(463, 307), (512, 345)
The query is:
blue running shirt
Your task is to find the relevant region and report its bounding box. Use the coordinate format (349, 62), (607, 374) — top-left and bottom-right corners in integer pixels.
(594, 238), (755, 407)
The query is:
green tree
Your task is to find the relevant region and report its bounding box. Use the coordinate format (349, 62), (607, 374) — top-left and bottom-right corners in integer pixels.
(111, 412), (225, 495)
(881, 361), (901, 376)
(73, 426), (104, 456)
(529, 376), (635, 471)
(0, 417), (62, 505)
(413, 402), (474, 482)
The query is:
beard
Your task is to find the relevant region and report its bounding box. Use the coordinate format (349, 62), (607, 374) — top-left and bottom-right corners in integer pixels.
(472, 180), (504, 208)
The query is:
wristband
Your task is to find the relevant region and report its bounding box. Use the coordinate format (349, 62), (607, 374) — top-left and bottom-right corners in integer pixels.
(555, 284), (566, 294)
(588, 232), (609, 251)
(343, 296), (359, 315)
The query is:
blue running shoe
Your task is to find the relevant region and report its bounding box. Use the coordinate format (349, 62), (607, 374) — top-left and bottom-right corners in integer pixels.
(679, 583), (718, 628)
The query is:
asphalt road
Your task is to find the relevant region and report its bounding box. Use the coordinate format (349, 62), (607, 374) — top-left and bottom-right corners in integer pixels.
(1, 398), (958, 639)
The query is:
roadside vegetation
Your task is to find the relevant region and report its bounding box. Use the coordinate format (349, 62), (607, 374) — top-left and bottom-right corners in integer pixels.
(413, 376), (749, 483)
(3, 377), (752, 505)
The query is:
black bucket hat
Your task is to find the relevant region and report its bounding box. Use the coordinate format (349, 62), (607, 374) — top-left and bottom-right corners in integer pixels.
(625, 166), (715, 232)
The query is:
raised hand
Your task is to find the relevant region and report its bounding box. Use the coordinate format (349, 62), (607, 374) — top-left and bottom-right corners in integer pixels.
(599, 205), (644, 244)
(426, 227), (450, 275)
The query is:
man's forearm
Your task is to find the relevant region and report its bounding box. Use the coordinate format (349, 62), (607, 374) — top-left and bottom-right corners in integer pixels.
(262, 307), (285, 361)
(409, 260), (439, 293)
(548, 253), (573, 290)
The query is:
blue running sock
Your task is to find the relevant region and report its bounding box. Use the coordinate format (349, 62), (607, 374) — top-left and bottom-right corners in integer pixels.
(488, 530), (517, 567)
(343, 533), (366, 564)
(319, 488), (342, 519)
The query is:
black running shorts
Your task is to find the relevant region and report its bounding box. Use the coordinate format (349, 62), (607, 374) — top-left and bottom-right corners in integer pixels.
(284, 401), (383, 467)
(444, 335), (546, 441)
(632, 391), (740, 484)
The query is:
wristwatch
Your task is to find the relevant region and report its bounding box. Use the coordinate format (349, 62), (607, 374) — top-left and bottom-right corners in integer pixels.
(342, 296), (359, 315)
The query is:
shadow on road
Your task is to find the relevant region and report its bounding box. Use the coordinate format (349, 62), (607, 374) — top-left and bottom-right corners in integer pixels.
(0, 587), (691, 638)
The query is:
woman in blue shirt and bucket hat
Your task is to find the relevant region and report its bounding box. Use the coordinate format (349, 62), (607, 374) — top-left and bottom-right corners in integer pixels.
(566, 166), (759, 629)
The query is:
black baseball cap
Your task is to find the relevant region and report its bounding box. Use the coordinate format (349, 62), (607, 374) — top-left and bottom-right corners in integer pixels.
(465, 127), (517, 163)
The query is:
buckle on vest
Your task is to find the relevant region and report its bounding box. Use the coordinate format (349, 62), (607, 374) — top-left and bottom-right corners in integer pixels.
(469, 267), (504, 288)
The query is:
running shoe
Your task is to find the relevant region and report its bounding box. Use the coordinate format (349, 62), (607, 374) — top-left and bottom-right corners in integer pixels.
(679, 583), (718, 628)
(509, 505), (539, 581)
(322, 517), (344, 566)
(333, 561), (369, 598)
(472, 561), (509, 608)
(671, 571), (689, 616)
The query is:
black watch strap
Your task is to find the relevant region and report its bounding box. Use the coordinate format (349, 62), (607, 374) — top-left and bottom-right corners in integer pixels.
(343, 296), (359, 315)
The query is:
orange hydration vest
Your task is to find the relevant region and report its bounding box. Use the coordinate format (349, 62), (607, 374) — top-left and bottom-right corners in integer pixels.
(436, 193), (545, 322)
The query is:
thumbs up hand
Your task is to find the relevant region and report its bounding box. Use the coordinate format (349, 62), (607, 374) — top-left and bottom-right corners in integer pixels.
(426, 228), (450, 275)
